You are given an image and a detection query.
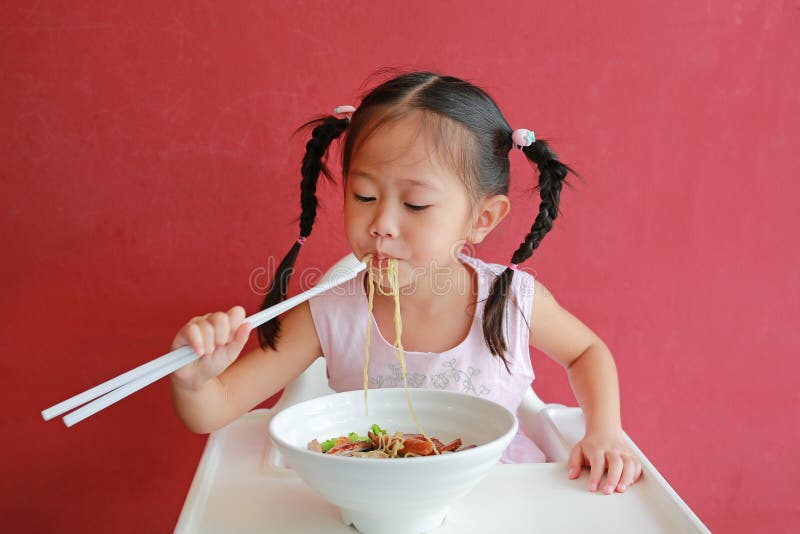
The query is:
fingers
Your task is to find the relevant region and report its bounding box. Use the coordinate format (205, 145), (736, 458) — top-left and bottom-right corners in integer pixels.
(568, 434), (644, 495)
(567, 444), (584, 479)
(176, 306), (248, 356)
(228, 321), (253, 359)
(588, 451), (605, 492)
(184, 323), (205, 356)
(170, 331), (188, 352)
(616, 454), (638, 493)
(170, 314), (207, 352)
(200, 320), (215, 355)
(565, 442), (606, 492)
(602, 452), (623, 495)
(234, 320), (253, 344)
(228, 305), (246, 331)
(209, 312), (230, 346)
(215, 306), (247, 344)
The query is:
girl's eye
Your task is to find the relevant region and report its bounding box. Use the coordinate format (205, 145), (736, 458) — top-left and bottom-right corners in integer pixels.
(352, 193), (429, 211)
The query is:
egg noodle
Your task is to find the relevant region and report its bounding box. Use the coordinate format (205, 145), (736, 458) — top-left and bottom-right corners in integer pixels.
(361, 254), (438, 454)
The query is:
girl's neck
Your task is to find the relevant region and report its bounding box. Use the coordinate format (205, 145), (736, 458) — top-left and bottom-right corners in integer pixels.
(365, 260), (477, 317)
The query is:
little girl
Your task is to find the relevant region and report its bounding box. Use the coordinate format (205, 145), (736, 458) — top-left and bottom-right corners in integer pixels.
(169, 71), (642, 495)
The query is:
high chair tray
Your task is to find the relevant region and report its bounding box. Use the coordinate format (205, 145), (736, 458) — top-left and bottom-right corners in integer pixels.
(175, 409), (709, 533)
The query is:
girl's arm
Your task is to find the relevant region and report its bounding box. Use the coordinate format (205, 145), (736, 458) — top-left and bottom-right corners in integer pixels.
(527, 281), (620, 431)
(170, 301), (322, 434)
(565, 342), (621, 434)
(528, 279), (642, 494)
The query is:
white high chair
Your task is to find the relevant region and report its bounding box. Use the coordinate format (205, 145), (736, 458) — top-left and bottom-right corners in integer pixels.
(176, 357), (711, 533)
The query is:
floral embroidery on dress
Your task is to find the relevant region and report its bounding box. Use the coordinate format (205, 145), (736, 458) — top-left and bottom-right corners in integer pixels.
(430, 372), (450, 389)
(429, 359), (490, 397)
(369, 359), (489, 397)
(369, 363), (426, 388)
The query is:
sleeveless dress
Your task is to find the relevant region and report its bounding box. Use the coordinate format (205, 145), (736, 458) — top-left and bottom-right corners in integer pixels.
(308, 253), (546, 463)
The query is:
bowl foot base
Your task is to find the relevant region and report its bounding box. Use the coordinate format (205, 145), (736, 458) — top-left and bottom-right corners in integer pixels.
(340, 506), (449, 534)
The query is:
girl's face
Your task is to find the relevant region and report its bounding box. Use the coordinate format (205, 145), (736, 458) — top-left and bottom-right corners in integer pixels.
(344, 113), (475, 290)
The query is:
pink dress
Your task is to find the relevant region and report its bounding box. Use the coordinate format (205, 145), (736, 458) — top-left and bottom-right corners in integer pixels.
(308, 253), (546, 463)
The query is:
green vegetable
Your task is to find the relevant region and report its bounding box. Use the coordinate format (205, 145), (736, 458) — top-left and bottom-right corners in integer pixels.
(319, 425), (385, 453)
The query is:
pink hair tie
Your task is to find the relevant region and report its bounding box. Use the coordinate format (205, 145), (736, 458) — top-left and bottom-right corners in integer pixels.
(508, 263), (518, 271)
(296, 236), (307, 246)
(334, 105), (356, 125)
(512, 129), (536, 150)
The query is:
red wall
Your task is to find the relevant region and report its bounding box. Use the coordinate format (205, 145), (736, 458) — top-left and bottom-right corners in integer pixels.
(2, 2), (797, 532)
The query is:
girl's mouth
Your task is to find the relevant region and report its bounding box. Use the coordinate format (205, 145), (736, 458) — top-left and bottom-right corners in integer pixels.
(372, 256), (390, 269)
(368, 254), (396, 271)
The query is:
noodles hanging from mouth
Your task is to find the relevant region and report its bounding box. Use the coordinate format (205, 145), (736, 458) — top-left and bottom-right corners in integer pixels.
(363, 257), (375, 415)
(361, 254), (438, 455)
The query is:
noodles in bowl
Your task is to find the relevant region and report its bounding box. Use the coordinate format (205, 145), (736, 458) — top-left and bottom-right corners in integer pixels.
(310, 423), (474, 458)
(268, 388), (517, 534)
(308, 423), (474, 458)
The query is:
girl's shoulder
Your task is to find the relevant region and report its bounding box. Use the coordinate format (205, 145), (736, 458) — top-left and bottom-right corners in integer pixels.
(308, 269), (366, 322)
(458, 253), (536, 299)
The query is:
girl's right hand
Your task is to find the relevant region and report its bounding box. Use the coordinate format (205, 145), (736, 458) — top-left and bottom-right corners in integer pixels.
(169, 306), (254, 391)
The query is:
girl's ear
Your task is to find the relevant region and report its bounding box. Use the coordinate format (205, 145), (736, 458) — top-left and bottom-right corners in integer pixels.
(468, 194), (510, 244)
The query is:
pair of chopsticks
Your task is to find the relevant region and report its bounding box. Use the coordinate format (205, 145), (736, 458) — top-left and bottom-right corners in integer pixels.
(41, 253), (367, 427)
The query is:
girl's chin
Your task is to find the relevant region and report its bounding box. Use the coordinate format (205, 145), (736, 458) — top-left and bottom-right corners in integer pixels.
(366, 265), (399, 282)
(369, 279), (412, 295)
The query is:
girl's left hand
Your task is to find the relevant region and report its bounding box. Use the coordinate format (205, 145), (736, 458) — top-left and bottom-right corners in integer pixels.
(567, 428), (643, 494)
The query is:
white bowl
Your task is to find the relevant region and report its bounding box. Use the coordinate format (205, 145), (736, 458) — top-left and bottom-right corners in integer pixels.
(268, 388), (518, 534)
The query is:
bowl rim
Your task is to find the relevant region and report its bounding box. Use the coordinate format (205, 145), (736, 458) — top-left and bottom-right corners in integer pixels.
(268, 388), (519, 465)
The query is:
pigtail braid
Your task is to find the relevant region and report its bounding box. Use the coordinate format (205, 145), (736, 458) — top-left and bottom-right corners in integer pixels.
(483, 138), (579, 370)
(257, 115), (349, 351)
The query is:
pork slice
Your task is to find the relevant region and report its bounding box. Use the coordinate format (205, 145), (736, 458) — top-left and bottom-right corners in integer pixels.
(398, 437), (435, 457)
(327, 440), (374, 456)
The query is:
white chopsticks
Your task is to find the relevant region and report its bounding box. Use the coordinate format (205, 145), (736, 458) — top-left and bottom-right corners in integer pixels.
(42, 253), (366, 427)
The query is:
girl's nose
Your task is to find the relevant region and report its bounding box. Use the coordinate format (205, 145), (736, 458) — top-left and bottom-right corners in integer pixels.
(368, 202), (399, 239)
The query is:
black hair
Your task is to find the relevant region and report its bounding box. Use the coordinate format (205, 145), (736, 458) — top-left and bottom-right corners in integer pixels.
(258, 70), (580, 372)
(256, 114), (349, 350)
